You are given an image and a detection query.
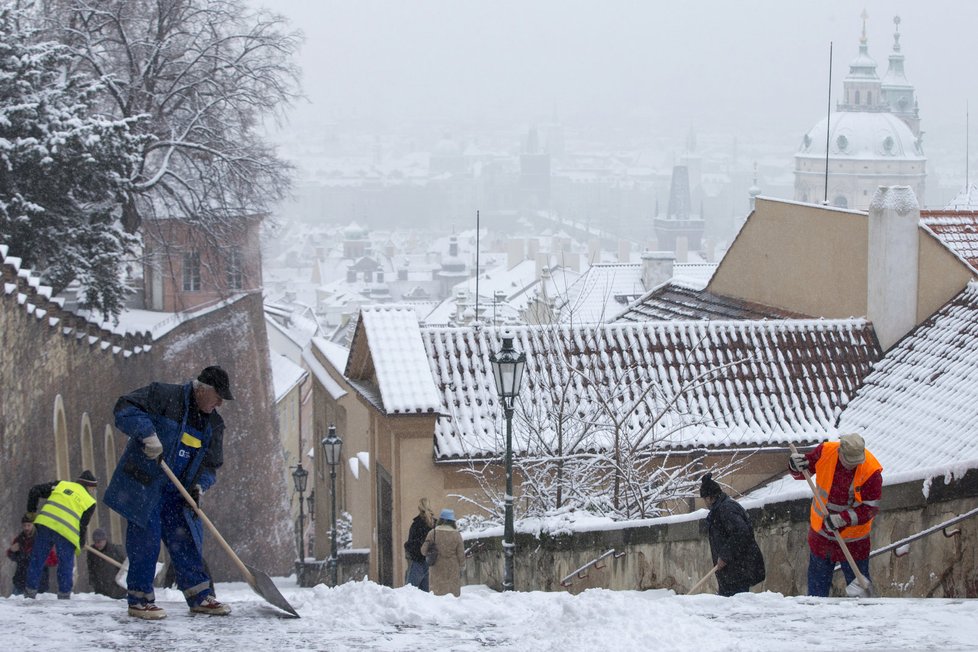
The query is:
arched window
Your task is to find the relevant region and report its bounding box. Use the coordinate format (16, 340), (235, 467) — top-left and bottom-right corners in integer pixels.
(832, 195), (849, 208)
(81, 414), (99, 534)
(854, 90), (860, 105)
(104, 425), (124, 543)
(53, 395), (69, 480)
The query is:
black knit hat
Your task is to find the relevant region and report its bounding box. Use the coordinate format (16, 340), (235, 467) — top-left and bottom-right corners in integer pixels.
(22, 512), (34, 523)
(76, 470), (98, 487)
(699, 472), (722, 498)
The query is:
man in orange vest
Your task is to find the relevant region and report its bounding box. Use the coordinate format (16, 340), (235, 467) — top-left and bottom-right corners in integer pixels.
(23, 470), (99, 599)
(789, 433), (882, 596)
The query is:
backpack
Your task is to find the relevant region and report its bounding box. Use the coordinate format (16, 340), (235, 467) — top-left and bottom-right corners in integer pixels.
(425, 531), (438, 566)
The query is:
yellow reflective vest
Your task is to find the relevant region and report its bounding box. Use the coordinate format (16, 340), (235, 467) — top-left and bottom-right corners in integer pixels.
(34, 481), (96, 553)
(809, 442), (882, 542)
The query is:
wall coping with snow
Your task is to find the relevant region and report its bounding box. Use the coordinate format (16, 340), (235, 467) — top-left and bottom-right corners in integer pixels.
(462, 467), (978, 597)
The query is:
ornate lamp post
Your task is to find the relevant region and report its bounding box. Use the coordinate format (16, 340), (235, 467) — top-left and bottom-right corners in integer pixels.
(291, 463), (309, 564)
(489, 329), (526, 592)
(321, 424), (343, 586)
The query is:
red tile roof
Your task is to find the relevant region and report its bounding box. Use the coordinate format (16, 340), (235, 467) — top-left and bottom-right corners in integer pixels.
(422, 319), (880, 460)
(920, 210), (978, 272)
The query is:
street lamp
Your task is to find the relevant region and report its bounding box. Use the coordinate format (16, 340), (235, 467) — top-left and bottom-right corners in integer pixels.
(291, 463), (309, 564)
(489, 328), (526, 592)
(321, 424), (343, 587)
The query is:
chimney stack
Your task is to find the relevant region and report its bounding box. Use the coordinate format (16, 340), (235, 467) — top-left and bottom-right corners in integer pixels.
(867, 186), (919, 350)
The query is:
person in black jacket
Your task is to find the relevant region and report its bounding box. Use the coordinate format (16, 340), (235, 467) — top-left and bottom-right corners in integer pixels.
(403, 497), (435, 591)
(700, 473), (765, 596)
(6, 513), (55, 595)
(86, 528), (127, 599)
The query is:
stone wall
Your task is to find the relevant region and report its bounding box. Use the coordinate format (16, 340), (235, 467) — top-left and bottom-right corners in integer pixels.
(1, 255), (293, 595)
(463, 469), (978, 598)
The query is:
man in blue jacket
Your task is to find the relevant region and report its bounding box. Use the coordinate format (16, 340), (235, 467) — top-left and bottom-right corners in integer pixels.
(105, 366), (233, 620)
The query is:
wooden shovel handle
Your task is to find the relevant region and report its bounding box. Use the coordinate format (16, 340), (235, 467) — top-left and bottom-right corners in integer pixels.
(687, 563), (720, 595)
(159, 460), (256, 585)
(789, 443), (871, 590)
(84, 544), (124, 569)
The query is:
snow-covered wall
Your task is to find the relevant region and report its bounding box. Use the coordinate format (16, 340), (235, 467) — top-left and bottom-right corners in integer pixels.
(0, 261), (293, 594)
(463, 469), (978, 598)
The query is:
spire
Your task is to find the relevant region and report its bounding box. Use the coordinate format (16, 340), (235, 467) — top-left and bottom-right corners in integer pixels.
(842, 10), (881, 111)
(749, 162), (761, 211)
(881, 14), (920, 137)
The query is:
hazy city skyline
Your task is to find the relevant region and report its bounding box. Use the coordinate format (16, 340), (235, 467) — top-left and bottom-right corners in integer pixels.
(265, 0), (977, 185)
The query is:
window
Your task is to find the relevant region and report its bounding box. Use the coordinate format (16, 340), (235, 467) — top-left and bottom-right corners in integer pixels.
(227, 248), (243, 290)
(854, 90), (860, 105)
(183, 251), (201, 291)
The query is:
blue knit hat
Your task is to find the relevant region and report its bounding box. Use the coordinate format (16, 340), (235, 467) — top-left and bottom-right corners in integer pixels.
(439, 508), (455, 521)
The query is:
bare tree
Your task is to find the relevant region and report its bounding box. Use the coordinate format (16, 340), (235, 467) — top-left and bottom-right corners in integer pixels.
(36, 0), (301, 233)
(452, 323), (751, 527)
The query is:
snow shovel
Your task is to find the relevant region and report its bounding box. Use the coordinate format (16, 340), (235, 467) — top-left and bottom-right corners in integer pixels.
(789, 443), (873, 597)
(160, 460), (300, 617)
(686, 563), (720, 595)
(84, 544), (164, 589)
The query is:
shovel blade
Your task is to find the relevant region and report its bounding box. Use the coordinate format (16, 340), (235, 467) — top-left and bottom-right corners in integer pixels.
(845, 579), (874, 598)
(245, 564), (300, 618)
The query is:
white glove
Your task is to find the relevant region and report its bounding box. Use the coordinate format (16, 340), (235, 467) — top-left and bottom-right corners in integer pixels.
(788, 453), (809, 473)
(824, 513), (847, 531)
(142, 434), (163, 460)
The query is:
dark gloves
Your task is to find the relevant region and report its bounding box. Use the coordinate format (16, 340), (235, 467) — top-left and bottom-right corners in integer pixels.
(788, 453), (809, 473)
(187, 485), (201, 514)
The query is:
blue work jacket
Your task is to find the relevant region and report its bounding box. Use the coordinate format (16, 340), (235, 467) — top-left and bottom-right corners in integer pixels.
(104, 382), (224, 527)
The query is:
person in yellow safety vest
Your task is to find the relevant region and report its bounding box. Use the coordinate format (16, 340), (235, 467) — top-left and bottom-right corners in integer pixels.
(23, 470), (98, 599)
(788, 434), (883, 596)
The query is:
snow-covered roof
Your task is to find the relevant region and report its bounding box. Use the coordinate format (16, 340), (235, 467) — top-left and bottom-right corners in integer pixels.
(834, 281), (978, 478)
(556, 263), (647, 324)
(302, 347), (347, 401)
(920, 210), (978, 272)
(269, 353), (308, 402)
(347, 305), (442, 415)
(422, 319), (880, 460)
(942, 184), (978, 211)
(615, 283), (807, 323)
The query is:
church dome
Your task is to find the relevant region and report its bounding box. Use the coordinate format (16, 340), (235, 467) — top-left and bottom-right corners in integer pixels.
(343, 221), (369, 240)
(796, 111), (923, 160)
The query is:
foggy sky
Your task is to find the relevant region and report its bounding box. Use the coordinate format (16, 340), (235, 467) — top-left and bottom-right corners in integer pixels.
(265, 0), (978, 176)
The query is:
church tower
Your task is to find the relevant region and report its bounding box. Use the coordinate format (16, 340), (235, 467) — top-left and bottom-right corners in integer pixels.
(793, 12), (926, 210)
(880, 16), (921, 138)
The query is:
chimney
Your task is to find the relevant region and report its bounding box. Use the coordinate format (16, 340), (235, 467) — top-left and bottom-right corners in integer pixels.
(641, 251), (675, 289)
(507, 238), (525, 270)
(675, 236), (689, 263)
(867, 186), (919, 350)
(618, 239), (631, 263)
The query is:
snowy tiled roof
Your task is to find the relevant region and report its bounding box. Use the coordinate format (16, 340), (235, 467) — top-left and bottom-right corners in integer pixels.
(835, 282), (978, 477)
(556, 263), (646, 323)
(920, 210), (978, 271)
(422, 319), (880, 460)
(347, 305), (442, 415)
(270, 353), (308, 402)
(615, 283), (807, 323)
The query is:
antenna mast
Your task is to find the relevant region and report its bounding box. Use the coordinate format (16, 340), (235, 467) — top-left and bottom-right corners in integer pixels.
(474, 210), (481, 325)
(824, 41), (833, 205)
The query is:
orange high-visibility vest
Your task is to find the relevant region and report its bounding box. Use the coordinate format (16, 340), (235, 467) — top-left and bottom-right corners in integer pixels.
(810, 441), (882, 542)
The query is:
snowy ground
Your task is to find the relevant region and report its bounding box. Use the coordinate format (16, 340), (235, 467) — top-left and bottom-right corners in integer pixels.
(3, 578), (977, 651)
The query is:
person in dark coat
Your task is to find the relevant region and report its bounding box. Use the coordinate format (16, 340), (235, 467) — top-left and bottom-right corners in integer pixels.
(403, 498), (435, 591)
(700, 473), (765, 596)
(104, 366), (233, 620)
(86, 528), (127, 599)
(6, 513), (56, 595)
